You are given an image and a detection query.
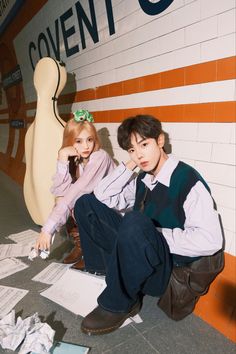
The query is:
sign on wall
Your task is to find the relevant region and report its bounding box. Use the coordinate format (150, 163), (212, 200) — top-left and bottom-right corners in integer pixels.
(2, 65), (22, 89)
(0, 0), (24, 35)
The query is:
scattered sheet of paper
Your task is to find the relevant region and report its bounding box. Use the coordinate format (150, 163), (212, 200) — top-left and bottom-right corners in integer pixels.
(6, 229), (39, 245)
(0, 243), (33, 260)
(46, 341), (90, 354)
(0, 310), (54, 353)
(18, 318), (55, 354)
(41, 269), (106, 317)
(121, 313), (143, 327)
(0, 286), (29, 319)
(32, 262), (71, 284)
(0, 257), (29, 280)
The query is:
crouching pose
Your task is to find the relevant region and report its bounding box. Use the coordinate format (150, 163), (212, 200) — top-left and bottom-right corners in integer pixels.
(34, 109), (115, 265)
(74, 115), (223, 335)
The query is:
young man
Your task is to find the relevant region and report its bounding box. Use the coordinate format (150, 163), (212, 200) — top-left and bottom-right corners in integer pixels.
(74, 115), (223, 335)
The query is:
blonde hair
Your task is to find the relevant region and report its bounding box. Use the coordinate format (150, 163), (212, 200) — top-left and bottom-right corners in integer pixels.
(61, 118), (100, 151)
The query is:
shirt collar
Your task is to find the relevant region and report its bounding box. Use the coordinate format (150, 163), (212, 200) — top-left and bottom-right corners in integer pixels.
(141, 155), (179, 190)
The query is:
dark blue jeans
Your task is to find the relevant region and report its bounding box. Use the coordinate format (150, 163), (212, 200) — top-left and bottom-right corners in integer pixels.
(74, 194), (172, 312)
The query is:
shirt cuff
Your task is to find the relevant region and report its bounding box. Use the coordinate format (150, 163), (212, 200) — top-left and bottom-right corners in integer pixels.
(41, 219), (56, 235)
(117, 162), (134, 178)
(56, 160), (69, 173)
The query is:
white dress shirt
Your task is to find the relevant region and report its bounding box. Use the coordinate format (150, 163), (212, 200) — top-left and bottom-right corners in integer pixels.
(94, 155), (223, 257)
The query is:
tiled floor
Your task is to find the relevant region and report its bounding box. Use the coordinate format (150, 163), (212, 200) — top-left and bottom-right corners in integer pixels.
(0, 170), (235, 354)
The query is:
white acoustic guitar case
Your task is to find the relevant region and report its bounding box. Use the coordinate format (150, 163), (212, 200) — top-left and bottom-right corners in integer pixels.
(23, 57), (67, 226)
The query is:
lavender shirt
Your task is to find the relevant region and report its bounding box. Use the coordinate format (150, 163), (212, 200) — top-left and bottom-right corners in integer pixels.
(42, 149), (115, 235)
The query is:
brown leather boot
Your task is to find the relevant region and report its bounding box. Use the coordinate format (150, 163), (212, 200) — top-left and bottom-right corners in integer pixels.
(81, 301), (141, 335)
(71, 258), (85, 270)
(65, 216), (77, 238)
(63, 227), (83, 264)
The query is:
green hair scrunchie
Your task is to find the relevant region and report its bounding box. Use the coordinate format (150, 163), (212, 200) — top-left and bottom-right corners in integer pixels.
(73, 109), (94, 123)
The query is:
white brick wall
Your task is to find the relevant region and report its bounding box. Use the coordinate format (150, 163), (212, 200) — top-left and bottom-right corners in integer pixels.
(185, 17), (218, 46)
(163, 123), (199, 141)
(200, 33), (235, 62)
(218, 9), (236, 36)
(209, 183), (235, 209)
(224, 229), (236, 255)
(200, 0), (235, 19)
(230, 125), (236, 144)
(212, 144), (236, 165)
(171, 140), (212, 161)
(15, 0), (236, 98)
(196, 161), (235, 187)
(198, 123), (232, 143)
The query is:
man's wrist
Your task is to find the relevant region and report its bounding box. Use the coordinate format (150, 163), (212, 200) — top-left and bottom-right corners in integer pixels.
(125, 160), (137, 171)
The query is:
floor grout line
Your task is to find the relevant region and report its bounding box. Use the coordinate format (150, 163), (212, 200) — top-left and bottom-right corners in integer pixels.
(131, 324), (161, 353)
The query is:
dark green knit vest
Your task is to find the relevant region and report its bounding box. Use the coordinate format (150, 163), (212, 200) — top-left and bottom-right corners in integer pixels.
(133, 161), (210, 230)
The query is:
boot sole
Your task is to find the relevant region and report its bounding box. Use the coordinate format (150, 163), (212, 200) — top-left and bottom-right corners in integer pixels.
(81, 301), (141, 336)
(63, 256), (82, 264)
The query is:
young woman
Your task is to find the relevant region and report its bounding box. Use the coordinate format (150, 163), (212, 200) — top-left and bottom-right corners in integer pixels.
(34, 109), (115, 267)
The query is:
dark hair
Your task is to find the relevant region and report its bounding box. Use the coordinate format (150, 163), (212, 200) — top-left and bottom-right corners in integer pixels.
(117, 115), (163, 150)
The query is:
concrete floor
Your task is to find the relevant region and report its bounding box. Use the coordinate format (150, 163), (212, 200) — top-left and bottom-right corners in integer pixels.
(0, 169), (235, 354)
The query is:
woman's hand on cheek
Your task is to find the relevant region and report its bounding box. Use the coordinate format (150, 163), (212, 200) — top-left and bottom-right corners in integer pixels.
(58, 146), (79, 162)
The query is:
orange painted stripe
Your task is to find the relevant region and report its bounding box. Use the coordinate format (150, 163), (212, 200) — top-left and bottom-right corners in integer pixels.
(3, 55), (232, 123)
(57, 56), (236, 105)
(217, 56), (236, 81)
(1, 101), (235, 124)
(0, 153), (26, 185)
(25, 117), (35, 123)
(0, 108), (9, 114)
(25, 102), (37, 110)
(90, 102), (236, 123)
(215, 101), (236, 122)
(1, 58), (235, 123)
